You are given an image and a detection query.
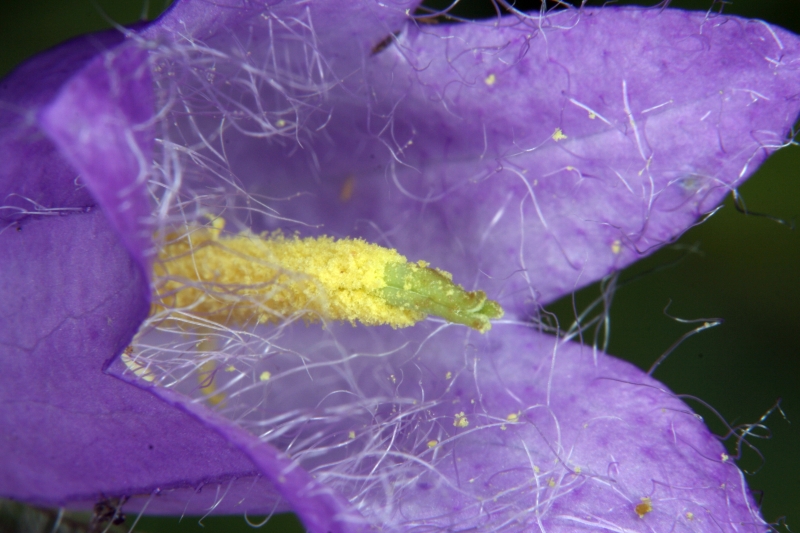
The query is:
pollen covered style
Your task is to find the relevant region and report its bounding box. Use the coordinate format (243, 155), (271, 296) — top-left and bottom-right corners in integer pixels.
(152, 218), (503, 332)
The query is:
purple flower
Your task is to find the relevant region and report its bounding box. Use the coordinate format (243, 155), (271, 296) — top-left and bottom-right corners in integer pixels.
(2, 1), (798, 532)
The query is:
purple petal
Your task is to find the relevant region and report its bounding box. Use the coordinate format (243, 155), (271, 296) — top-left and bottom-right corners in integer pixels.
(116, 322), (765, 531)
(144, 384), (371, 533)
(228, 8), (800, 314)
(0, 32), (121, 223)
(0, 211), (281, 514)
(39, 42), (153, 269)
(364, 326), (761, 531)
(147, 0), (418, 57)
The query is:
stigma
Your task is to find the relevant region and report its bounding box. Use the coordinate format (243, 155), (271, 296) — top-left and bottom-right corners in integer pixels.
(152, 218), (503, 332)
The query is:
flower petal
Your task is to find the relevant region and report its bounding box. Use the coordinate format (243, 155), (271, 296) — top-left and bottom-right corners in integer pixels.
(220, 8), (800, 315)
(370, 325), (763, 532)
(123, 320), (763, 532)
(0, 210), (283, 514)
(0, 32), (121, 224)
(146, 0), (419, 58)
(39, 42), (153, 270)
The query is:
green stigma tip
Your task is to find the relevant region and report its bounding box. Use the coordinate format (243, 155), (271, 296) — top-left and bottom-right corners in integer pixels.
(379, 262), (504, 333)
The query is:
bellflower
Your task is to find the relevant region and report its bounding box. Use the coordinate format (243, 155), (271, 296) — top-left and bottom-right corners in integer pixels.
(2, 1), (799, 532)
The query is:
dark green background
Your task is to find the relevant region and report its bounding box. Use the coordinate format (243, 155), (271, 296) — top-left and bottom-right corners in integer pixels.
(1, 1), (797, 532)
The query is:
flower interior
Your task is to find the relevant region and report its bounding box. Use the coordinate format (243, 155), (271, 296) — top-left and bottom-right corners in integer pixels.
(7, 0), (796, 530)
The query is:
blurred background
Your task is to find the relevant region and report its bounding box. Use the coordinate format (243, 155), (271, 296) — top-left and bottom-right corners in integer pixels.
(1, 0), (797, 531)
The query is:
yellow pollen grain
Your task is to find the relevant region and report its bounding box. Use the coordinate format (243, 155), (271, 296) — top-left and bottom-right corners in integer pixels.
(635, 497), (653, 519)
(259, 371), (272, 382)
(427, 440), (438, 448)
(454, 412), (469, 428)
(348, 431), (356, 440)
(484, 73), (497, 86)
(506, 412), (519, 423)
(153, 221), (423, 329)
(611, 240), (621, 254)
(551, 128), (567, 141)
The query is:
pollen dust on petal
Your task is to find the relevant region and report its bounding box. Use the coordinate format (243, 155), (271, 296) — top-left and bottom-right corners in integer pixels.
(635, 497), (653, 518)
(453, 412), (469, 428)
(551, 128), (567, 141)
